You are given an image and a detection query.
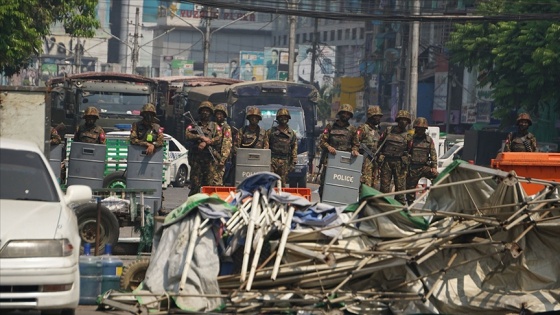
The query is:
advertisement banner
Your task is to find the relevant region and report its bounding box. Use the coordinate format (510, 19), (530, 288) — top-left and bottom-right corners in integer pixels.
(239, 51), (264, 81)
(263, 47), (289, 80)
(295, 44), (336, 90)
(208, 63), (230, 78)
(170, 59), (194, 76)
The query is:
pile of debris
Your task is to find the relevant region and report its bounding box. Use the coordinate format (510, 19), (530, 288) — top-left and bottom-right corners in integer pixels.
(101, 165), (560, 314)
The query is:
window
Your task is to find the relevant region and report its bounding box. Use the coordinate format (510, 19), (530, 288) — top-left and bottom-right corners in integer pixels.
(360, 28), (364, 39)
(352, 28), (357, 40)
(337, 29), (342, 40)
(345, 29), (350, 40)
(296, 34), (300, 44)
(283, 35), (287, 45)
(330, 30), (335, 41)
(303, 33), (307, 43)
(323, 31), (328, 42)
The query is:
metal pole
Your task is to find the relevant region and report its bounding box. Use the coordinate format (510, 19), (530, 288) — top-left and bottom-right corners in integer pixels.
(409, 0), (420, 118)
(445, 63), (453, 133)
(310, 18), (318, 86)
(203, 7), (212, 77)
(287, 0), (296, 82)
(131, 7), (140, 74)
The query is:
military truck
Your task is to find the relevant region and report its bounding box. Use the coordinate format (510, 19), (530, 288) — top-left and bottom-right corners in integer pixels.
(46, 72), (158, 137)
(224, 80), (319, 188)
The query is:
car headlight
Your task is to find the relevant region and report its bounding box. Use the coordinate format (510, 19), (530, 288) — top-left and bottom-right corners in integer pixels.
(0, 239), (74, 258)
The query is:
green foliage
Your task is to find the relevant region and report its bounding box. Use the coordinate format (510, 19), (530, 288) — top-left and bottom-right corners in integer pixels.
(0, 0), (100, 76)
(447, 0), (560, 121)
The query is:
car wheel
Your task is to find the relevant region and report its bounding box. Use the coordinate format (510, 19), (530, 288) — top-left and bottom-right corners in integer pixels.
(120, 259), (150, 291)
(75, 203), (120, 254)
(173, 165), (187, 188)
(103, 171), (127, 189)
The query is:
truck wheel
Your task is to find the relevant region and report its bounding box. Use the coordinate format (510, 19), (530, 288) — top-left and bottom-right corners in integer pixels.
(120, 259), (150, 291)
(173, 165), (187, 188)
(103, 171), (127, 189)
(75, 203), (120, 254)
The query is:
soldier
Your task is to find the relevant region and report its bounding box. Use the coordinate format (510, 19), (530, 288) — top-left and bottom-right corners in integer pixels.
(236, 106), (266, 149)
(405, 117), (438, 205)
(185, 101), (222, 196)
(264, 108), (298, 187)
(377, 110), (412, 205)
(74, 106), (106, 144)
(357, 105), (383, 189)
(130, 103), (164, 155)
(504, 113), (538, 152)
(212, 103), (233, 186)
(317, 103), (360, 197)
(50, 127), (62, 145)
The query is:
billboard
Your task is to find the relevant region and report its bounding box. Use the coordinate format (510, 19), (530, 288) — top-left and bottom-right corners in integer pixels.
(296, 45), (336, 89)
(239, 51), (264, 81)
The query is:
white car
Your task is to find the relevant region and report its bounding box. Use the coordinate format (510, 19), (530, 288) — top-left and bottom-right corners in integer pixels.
(0, 138), (92, 314)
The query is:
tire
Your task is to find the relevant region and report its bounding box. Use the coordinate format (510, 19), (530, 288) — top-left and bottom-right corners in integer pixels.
(173, 165), (187, 188)
(120, 259), (150, 291)
(289, 176), (307, 188)
(75, 203), (120, 254)
(103, 171), (127, 189)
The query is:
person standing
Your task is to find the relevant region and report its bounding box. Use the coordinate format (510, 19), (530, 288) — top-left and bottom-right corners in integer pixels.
(504, 113), (538, 152)
(377, 110), (412, 205)
(264, 108), (298, 187)
(185, 101), (222, 195)
(229, 60), (240, 79)
(236, 106), (266, 150)
(212, 103), (233, 186)
(357, 105), (383, 189)
(241, 62), (254, 81)
(317, 103), (360, 197)
(130, 103), (164, 155)
(405, 117), (438, 205)
(74, 106), (106, 144)
(50, 126), (62, 145)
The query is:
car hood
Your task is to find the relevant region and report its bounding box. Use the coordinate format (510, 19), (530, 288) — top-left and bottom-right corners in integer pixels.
(0, 200), (62, 241)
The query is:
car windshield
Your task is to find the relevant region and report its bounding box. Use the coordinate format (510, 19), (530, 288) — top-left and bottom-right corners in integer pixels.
(252, 108), (305, 139)
(440, 143), (463, 159)
(0, 148), (59, 202)
(80, 91), (149, 115)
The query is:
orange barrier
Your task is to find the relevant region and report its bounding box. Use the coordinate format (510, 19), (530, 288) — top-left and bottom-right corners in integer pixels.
(491, 152), (560, 195)
(201, 186), (312, 201)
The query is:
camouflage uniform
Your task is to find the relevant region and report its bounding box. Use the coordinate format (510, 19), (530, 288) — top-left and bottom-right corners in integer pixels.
(236, 106), (266, 150)
(406, 117), (438, 204)
(212, 104), (233, 186)
(264, 108), (298, 187)
(378, 110), (412, 205)
(50, 127), (62, 145)
(318, 104), (359, 196)
(186, 102), (222, 195)
(130, 104), (165, 149)
(357, 106), (382, 188)
(74, 106), (106, 144)
(504, 113), (538, 152)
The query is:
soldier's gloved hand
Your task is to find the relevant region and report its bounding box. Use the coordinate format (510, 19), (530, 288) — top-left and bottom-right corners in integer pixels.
(351, 150), (359, 157)
(198, 142), (207, 150)
(146, 143), (155, 155)
(201, 136), (211, 144)
(327, 146), (336, 154)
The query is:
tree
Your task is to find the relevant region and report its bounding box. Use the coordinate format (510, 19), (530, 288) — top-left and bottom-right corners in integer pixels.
(0, 0), (99, 76)
(447, 0), (560, 122)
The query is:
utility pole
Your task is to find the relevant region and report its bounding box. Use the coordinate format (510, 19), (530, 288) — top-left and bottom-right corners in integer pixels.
(131, 7), (140, 74)
(287, 0), (296, 82)
(74, 38), (82, 74)
(408, 0), (420, 118)
(203, 7), (213, 77)
(310, 18), (319, 86)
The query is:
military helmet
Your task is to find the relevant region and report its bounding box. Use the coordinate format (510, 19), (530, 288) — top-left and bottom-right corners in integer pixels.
(214, 103), (228, 117)
(246, 106), (262, 120)
(141, 103), (156, 115)
(198, 101), (214, 114)
(413, 117), (429, 128)
(396, 110), (411, 123)
(337, 103), (354, 118)
(367, 105), (383, 118)
(516, 113), (532, 126)
(83, 106), (100, 119)
(276, 108), (291, 119)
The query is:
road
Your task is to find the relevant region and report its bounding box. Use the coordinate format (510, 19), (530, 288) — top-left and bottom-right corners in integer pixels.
(4, 183), (320, 315)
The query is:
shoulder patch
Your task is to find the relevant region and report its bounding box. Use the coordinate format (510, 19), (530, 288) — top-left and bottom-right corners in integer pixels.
(158, 127), (164, 134)
(187, 125), (192, 130)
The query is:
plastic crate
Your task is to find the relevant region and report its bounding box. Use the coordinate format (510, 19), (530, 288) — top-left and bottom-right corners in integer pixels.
(201, 186), (311, 201)
(491, 152), (560, 195)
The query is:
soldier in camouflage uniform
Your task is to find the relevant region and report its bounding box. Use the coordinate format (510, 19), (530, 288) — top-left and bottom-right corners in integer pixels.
(317, 103), (360, 197)
(405, 117), (438, 205)
(236, 106), (266, 150)
(212, 103), (233, 186)
(185, 101), (222, 195)
(357, 105), (383, 189)
(504, 113), (538, 152)
(264, 108), (298, 187)
(50, 127), (62, 145)
(74, 106), (106, 144)
(130, 103), (164, 155)
(377, 110), (412, 205)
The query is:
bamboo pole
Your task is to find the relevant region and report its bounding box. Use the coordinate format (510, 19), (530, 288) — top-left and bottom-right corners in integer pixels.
(271, 205), (295, 280)
(241, 190), (260, 283)
(178, 212), (201, 292)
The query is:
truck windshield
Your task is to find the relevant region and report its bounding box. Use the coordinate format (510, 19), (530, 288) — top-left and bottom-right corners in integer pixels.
(81, 92), (149, 115)
(252, 108), (305, 139)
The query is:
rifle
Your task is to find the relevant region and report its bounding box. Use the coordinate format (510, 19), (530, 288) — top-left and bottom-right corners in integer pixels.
(360, 143), (376, 164)
(312, 148), (327, 184)
(183, 111), (218, 163)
